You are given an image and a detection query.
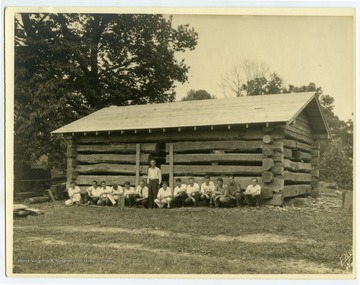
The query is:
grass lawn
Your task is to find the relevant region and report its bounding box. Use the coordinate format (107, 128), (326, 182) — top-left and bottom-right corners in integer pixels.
(12, 192), (353, 275)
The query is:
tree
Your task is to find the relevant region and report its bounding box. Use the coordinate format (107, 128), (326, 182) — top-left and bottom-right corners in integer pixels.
(319, 140), (353, 189)
(181, 89), (215, 101)
(220, 59), (270, 97)
(242, 73), (284, 96)
(14, 13), (198, 176)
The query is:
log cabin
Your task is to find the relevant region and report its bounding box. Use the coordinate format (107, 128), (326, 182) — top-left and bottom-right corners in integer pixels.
(52, 92), (330, 206)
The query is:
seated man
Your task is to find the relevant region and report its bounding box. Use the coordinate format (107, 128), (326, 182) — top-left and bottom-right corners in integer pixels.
(172, 178), (187, 207)
(67, 181), (81, 206)
(123, 181), (136, 207)
(134, 180), (149, 208)
(85, 180), (102, 205)
(200, 175), (216, 206)
(213, 177), (228, 207)
(98, 181), (113, 206)
(184, 177), (201, 207)
(155, 181), (173, 209)
(245, 178), (261, 208)
(109, 184), (123, 206)
(227, 175), (244, 207)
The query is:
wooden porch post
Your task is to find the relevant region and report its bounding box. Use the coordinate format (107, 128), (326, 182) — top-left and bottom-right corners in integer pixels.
(135, 143), (141, 187)
(169, 143), (174, 194)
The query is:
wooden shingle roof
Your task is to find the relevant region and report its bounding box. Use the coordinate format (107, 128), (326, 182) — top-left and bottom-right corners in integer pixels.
(52, 92), (330, 136)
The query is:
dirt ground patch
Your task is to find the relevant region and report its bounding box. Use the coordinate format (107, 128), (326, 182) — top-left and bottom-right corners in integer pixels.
(15, 225), (316, 244)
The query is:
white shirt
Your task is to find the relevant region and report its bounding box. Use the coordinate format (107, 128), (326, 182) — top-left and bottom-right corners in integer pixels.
(157, 187), (172, 199)
(124, 186), (135, 196)
(147, 167), (162, 184)
(135, 185), (149, 198)
(100, 186), (112, 194)
(186, 183), (200, 195)
(201, 181), (216, 194)
(86, 186), (102, 197)
(245, 184), (261, 195)
(111, 186), (124, 196)
(68, 186), (81, 197)
(174, 184), (187, 196)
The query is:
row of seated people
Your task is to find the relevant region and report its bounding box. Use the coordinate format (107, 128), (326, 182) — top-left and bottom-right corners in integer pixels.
(67, 175), (262, 208)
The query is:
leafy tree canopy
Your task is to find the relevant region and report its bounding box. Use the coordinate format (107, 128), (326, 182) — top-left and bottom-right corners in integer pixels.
(14, 13), (198, 171)
(181, 89), (216, 101)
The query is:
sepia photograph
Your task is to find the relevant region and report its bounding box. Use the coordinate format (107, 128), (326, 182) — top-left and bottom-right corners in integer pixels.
(4, 5), (356, 280)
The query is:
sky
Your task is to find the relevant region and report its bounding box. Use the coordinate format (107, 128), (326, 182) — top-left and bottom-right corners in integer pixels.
(172, 14), (354, 121)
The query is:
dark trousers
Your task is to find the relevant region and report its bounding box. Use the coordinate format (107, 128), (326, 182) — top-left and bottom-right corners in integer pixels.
(217, 197), (236, 207)
(245, 194), (261, 207)
(235, 192), (246, 206)
(172, 192), (187, 207)
(184, 192), (201, 207)
(135, 197), (149, 208)
(84, 194), (99, 205)
(201, 194), (211, 206)
(125, 194), (140, 207)
(148, 179), (159, 208)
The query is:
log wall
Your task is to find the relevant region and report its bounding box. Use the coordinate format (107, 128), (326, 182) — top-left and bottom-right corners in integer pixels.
(64, 112), (322, 203)
(279, 111), (317, 200)
(65, 134), (162, 191)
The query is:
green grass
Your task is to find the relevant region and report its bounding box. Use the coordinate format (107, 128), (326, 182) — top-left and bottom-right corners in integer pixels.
(12, 196), (353, 275)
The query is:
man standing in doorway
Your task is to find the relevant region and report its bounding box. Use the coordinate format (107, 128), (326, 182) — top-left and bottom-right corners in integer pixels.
(147, 159), (162, 209)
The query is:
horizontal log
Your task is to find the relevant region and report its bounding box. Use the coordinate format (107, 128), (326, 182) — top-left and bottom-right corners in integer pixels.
(262, 135), (273, 144)
(293, 150), (312, 162)
(265, 178), (284, 193)
(171, 176), (263, 190)
(161, 164), (263, 176)
(272, 142), (284, 153)
(76, 163), (148, 175)
(292, 121), (313, 135)
(262, 144), (274, 157)
(165, 153), (263, 163)
(76, 143), (158, 154)
(283, 159), (312, 173)
(25, 196), (51, 204)
(285, 125), (313, 139)
(76, 175), (147, 186)
(282, 185), (312, 198)
(77, 154), (151, 164)
(262, 194), (283, 206)
(311, 157), (320, 166)
(261, 184), (281, 199)
(67, 157), (78, 167)
(263, 158), (275, 171)
(312, 149), (320, 157)
(312, 142), (321, 150)
(76, 128), (284, 144)
(283, 148), (293, 159)
(283, 171), (312, 183)
(296, 141), (313, 153)
(284, 128), (313, 144)
(167, 140), (264, 153)
(273, 163), (284, 176)
(311, 178), (320, 189)
(261, 187), (274, 199)
(311, 169), (320, 178)
(273, 152), (284, 163)
(283, 139), (312, 152)
(294, 161), (312, 173)
(262, 171), (274, 183)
